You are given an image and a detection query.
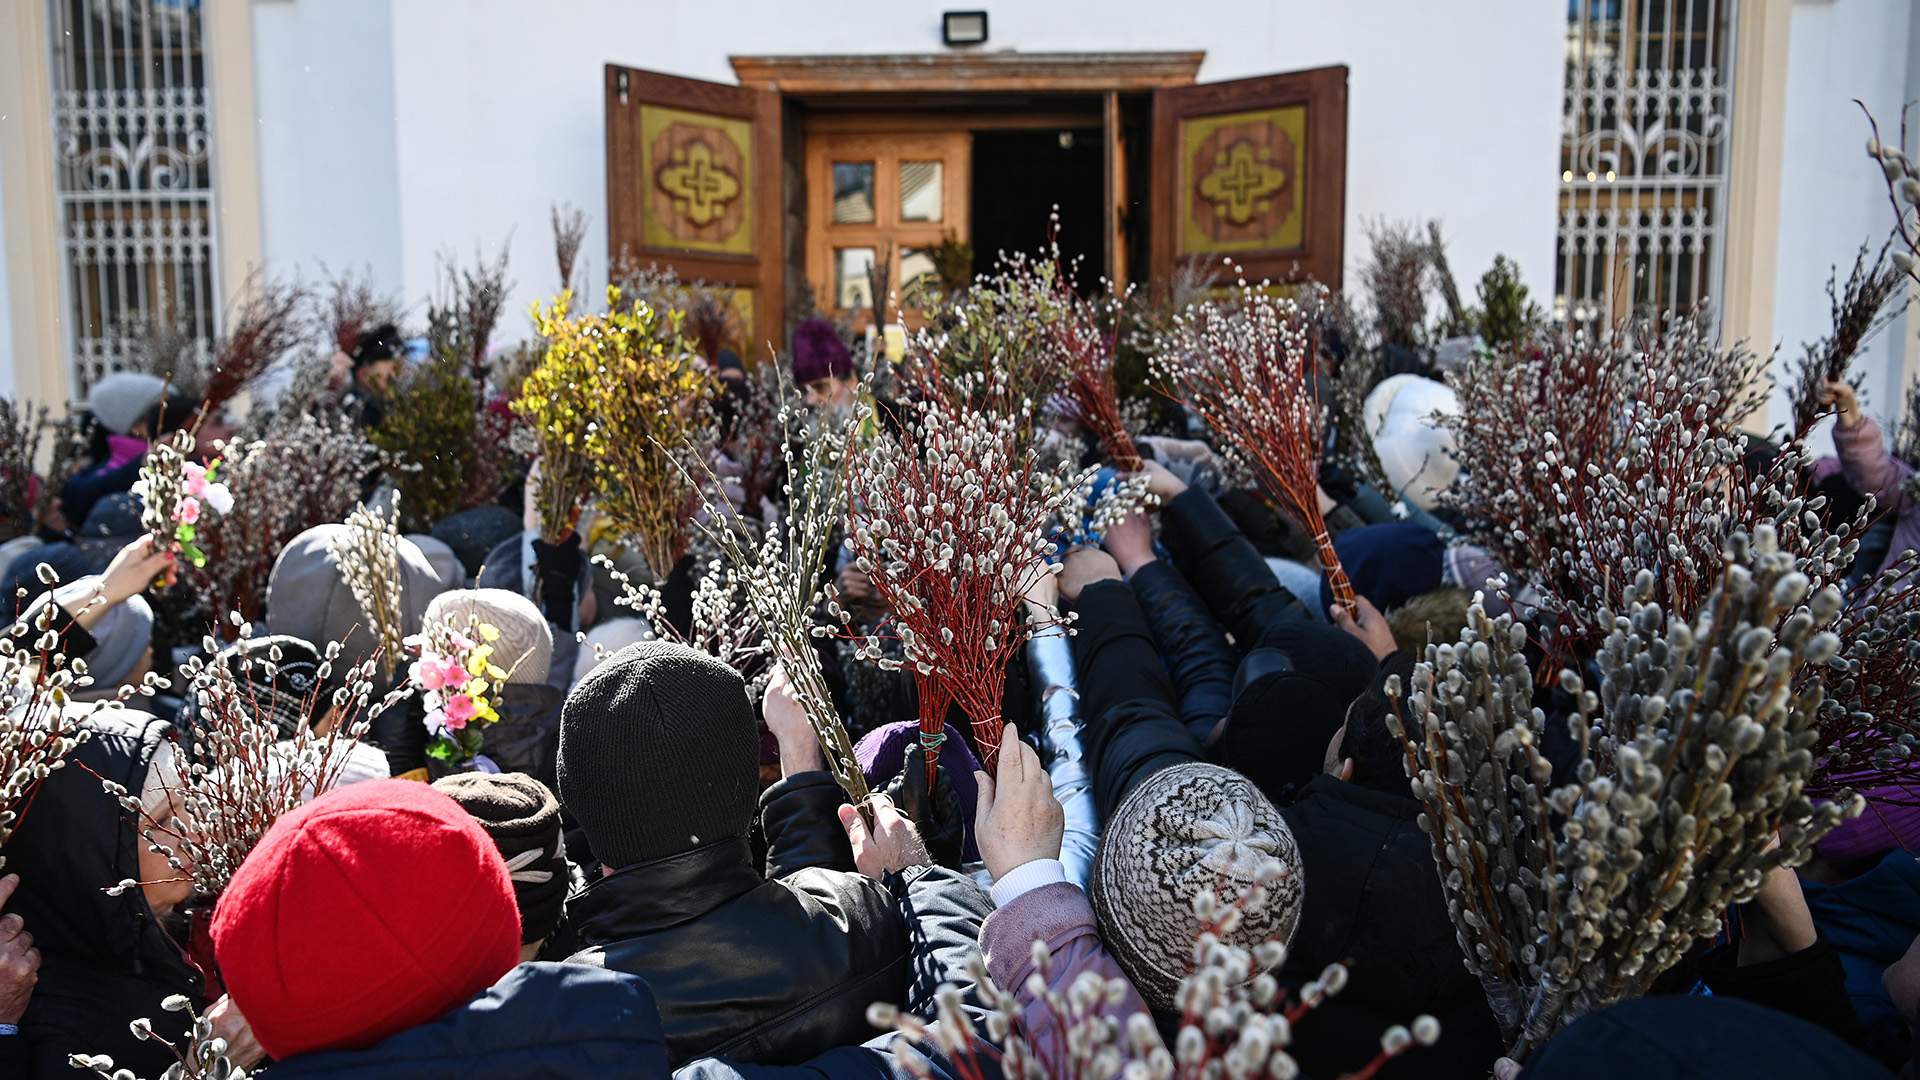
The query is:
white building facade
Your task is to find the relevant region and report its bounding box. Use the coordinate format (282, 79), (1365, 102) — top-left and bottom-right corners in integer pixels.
(1, 0), (1916, 436)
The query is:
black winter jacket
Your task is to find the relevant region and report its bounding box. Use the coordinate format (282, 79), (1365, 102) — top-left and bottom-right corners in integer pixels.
(1070, 580), (1501, 1077)
(267, 962), (669, 1079)
(1277, 774), (1503, 1078)
(565, 772), (910, 1067)
(676, 864), (997, 1080)
(0, 712), (205, 1079)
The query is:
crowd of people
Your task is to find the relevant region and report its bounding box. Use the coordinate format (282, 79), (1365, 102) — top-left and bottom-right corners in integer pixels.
(0, 234), (1915, 1080)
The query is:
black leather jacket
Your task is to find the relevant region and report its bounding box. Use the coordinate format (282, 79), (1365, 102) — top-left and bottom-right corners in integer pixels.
(564, 772), (910, 1067)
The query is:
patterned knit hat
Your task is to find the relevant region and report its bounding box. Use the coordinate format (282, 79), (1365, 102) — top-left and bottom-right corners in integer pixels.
(1089, 763), (1305, 1013)
(212, 635), (328, 739)
(557, 640), (758, 869)
(433, 772), (569, 945)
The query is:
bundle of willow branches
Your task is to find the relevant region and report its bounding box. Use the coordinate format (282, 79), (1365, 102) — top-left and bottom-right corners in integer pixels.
(842, 379), (1082, 770)
(0, 399), (47, 536)
(1784, 240), (1908, 435)
(0, 568), (163, 866)
(187, 412), (381, 627)
(1154, 281), (1356, 611)
(327, 499), (408, 680)
(688, 390), (871, 805)
(106, 620), (409, 896)
(1386, 525), (1862, 1060)
(1810, 554), (1920, 808)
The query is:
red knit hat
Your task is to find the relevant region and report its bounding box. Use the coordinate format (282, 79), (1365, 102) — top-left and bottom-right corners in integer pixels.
(210, 778), (521, 1061)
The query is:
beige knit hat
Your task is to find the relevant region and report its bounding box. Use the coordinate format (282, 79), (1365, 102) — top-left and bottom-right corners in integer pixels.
(1089, 763), (1305, 1013)
(423, 588), (553, 686)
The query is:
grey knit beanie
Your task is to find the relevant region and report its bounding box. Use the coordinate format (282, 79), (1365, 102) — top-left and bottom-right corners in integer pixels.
(408, 534), (465, 591)
(433, 771), (569, 945)
(556, 640), (758, 869)
(424, 588), (553, 686)
(1089, 763), (1305, 1013)
(263, 523), (446, 677)
(87, 372), (168, 435)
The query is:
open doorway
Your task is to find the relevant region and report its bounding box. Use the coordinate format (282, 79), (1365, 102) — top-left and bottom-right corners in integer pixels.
(969, 127), (1105, 284)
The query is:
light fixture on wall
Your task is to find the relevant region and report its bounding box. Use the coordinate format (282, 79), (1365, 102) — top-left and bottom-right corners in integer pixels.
(942, 10), (988, 47)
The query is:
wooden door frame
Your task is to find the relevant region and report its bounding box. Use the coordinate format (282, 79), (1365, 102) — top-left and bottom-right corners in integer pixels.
(730, 52), (1204, 94)
(737, 52), (1198, 302)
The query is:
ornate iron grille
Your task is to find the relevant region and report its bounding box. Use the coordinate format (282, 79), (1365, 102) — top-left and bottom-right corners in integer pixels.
(1557, 0), (1737, 331)
(47, 0), (220, 397)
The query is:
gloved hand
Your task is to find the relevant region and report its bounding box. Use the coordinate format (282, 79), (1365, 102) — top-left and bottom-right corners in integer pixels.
(883, 741), (965, 870)
(530, 532), (584, 628)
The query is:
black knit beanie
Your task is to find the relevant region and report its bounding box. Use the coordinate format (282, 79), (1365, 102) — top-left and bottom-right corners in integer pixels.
(555, 641), (758, 869)
(433, 771), (569, 945)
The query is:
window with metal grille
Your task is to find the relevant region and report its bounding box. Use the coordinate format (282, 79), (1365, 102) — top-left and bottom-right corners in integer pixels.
(1557, 0), (1737, 332)
(47, 0), (221, 398)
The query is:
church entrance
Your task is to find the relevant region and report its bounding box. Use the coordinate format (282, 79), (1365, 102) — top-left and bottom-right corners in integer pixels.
(603, 53), (1348, 361)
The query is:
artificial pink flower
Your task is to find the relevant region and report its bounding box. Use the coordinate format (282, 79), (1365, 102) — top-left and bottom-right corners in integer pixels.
(181, 461), (209, 498)
(412, 655), (470, 692)
(173, 497), (201, 525)
(442, 693), (479, 729)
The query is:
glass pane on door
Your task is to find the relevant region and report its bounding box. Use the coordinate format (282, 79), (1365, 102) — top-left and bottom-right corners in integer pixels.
(835, 247), (876, 309)
(832, 162), (876, 224)
(900, 161), (944, 222)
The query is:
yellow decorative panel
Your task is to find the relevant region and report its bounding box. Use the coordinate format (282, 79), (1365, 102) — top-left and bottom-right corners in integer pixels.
(640, 104), (754, 255)
(728, 287), (759, 360)
(1180, 105), (1306, 256)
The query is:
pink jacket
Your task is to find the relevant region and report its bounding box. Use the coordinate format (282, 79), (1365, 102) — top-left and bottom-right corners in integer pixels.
(1831, 415), (1919, 577)
(979, 882), (1149, 1067)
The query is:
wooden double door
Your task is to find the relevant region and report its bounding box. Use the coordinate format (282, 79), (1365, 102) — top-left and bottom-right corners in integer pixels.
(604, 58), (1347, 362)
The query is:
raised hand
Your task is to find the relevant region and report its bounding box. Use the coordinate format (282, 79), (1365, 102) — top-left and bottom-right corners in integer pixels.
(836, 796), (931, 878)
(0, 874), (39, 1026)
(972, 723), (1065, 882)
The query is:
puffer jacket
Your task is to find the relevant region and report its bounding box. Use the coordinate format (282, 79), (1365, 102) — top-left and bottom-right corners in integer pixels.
(565, 772), (910, 1067)
(0, 711), (206, 1079)
(265, 962), (669, 1079)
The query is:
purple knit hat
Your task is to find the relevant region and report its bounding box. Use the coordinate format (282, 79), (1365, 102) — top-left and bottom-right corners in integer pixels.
(790, 318), (854, 385)
(856, 720), (982, 860)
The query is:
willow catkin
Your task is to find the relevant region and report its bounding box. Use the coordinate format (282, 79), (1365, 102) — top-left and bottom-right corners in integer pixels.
(1389, 525), (1862, 1058)
(108, 615), (411, 898)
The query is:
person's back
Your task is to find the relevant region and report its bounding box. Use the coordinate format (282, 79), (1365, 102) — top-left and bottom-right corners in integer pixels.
(212, 779), (671, 1079)
(558, 641), (909, 1066)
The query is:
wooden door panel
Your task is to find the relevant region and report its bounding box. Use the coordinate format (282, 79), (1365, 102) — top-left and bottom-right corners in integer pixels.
(804, 131), (969, 329)
(605, 64), (783, 360)
(1150, 65), (1348, 288)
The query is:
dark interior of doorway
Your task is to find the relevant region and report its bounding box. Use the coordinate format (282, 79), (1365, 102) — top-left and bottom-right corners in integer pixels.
(969, 127), (1105, 287)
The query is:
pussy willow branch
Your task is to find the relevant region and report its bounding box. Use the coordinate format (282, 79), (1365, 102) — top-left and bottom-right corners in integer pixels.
(1388, 525), (1861, 1059)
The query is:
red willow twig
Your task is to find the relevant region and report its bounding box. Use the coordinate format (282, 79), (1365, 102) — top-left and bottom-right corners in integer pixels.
(1155, 280), (1356, 611)
(840, 384), (1082, 773)
(204, 273), (309, 415)
(1048, 257), (1140, 470)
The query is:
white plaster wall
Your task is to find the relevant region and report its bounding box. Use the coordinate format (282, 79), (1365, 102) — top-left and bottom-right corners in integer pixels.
(1770, 0), (1918, 442)
(244, 0), (1565, 347)
(250, 0), (406, 316)
(0, 145), (15, 399)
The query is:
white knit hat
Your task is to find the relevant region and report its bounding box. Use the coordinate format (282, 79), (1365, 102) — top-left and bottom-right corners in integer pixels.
(424, 588), (553, 686)
(1364, 373), (1461, 513)
(87, 372), (169, 436)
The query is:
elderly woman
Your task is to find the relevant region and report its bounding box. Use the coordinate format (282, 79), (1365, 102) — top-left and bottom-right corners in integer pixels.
(0, 710), (201, 1077)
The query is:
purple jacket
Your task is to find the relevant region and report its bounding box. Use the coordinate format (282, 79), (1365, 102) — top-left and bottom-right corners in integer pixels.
(979, 882), (1149, 1066)
(1832, 415), (1920, 576)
